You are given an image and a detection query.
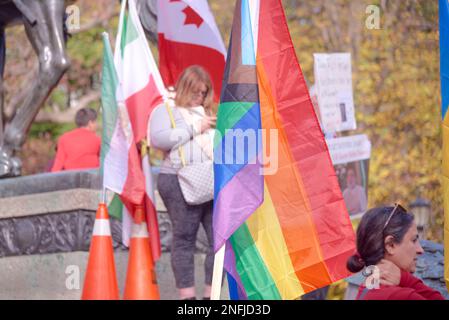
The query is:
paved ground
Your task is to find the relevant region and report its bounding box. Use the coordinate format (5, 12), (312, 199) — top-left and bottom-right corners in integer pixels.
(0, 251), (229, 300)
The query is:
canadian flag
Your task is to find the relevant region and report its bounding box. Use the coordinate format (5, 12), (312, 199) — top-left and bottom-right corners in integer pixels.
(158, 0), (226, 101)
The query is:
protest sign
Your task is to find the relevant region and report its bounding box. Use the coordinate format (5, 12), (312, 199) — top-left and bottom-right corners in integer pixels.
(327, 134), (371, 218)
(314, 53), (356, 133)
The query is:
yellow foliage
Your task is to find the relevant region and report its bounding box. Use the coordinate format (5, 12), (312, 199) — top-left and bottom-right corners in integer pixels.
(212, 0), (443, 242)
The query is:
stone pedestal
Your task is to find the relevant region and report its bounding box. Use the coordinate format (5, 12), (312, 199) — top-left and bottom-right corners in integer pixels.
(0, 169), (226, 300)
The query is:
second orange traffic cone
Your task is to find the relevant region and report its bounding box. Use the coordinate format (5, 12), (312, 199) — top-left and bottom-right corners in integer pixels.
(123, 205), (160, 300)
(81, 203), (119, 300)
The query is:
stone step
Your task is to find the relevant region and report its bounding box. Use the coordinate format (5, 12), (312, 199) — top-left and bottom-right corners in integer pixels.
(0, 251), (229, 300)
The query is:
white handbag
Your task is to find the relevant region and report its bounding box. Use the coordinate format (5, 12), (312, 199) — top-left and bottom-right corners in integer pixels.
(165, 103), (214, 205)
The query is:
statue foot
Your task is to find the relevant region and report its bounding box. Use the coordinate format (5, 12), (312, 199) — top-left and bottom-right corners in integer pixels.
(0, 150), (21, 178)
(10, 156), (22, 176)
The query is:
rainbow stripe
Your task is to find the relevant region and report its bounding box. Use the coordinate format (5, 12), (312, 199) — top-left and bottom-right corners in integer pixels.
(439, 0), (449, 292)
(213, 0), (355, 300)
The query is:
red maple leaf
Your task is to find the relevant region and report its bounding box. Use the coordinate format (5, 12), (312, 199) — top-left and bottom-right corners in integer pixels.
(182, 5), (203, 28)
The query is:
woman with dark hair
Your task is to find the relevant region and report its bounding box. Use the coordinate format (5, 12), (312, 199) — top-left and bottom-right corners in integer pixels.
(347, 204), (445, 300)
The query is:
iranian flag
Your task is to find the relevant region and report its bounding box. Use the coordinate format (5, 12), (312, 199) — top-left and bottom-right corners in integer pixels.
(107, 144), (161, 261)
(110, 0), (164, 261)
(115, 0), (166, 143)
(100, 32), (145, 207)
(158, 0), (226, 102)
(142, 141), (161, 261)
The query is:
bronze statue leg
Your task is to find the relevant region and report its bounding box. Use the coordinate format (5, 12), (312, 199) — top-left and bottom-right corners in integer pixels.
(0, 27), (5, 145)
(0, 27), (9, 176)
(1, 0), (69, 176)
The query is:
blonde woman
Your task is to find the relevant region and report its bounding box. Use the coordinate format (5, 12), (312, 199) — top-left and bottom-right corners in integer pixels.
(149, 66), (216, 300)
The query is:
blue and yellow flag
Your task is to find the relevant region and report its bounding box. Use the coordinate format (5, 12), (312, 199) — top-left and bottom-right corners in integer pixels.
(439, 0), (449, 291)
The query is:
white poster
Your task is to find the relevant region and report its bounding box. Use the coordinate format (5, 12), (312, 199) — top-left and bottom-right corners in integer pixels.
(326, 134), (371, 165)
(327, 134), (371, 218)
(314, 53), (356, 133)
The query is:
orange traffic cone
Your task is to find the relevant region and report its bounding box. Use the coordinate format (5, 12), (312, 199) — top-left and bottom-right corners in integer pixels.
(123, 205), (160, 300)
(81, 203), (119, 300)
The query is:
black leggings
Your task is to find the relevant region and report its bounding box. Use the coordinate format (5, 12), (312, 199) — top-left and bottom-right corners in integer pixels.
(157, 173), (214, 288)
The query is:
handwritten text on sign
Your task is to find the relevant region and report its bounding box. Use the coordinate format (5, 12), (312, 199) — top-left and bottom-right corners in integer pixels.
(326, 134), (371, 165)
(314, 53), (356, 133)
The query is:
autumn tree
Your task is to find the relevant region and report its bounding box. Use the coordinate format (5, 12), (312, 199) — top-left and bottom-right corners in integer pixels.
(3, 0), (443, 242)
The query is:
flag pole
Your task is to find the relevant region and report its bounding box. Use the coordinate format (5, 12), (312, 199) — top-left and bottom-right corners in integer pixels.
(210, 243), (226, 300)
(101, 31), (108, 207)
(115, 0), (127, 52)
(102, 186), (107, 204)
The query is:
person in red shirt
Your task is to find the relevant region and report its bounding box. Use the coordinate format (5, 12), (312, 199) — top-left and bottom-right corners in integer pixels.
(51, 108), (101, 172)
(347, 204), (445, 300)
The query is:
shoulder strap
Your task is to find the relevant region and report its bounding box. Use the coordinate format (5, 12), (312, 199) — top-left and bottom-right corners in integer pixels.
(164, 102), (186, 167)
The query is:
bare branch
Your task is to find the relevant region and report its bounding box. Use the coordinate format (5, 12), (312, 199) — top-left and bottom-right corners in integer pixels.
(35, 90), (100, 123)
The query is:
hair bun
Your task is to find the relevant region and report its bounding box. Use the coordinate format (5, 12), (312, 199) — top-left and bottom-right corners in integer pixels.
(346, 253), (366, 273)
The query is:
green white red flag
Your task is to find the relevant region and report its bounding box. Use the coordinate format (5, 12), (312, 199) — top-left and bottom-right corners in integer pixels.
(109, 0), (164, 260)
(100, 32), (145, 207)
